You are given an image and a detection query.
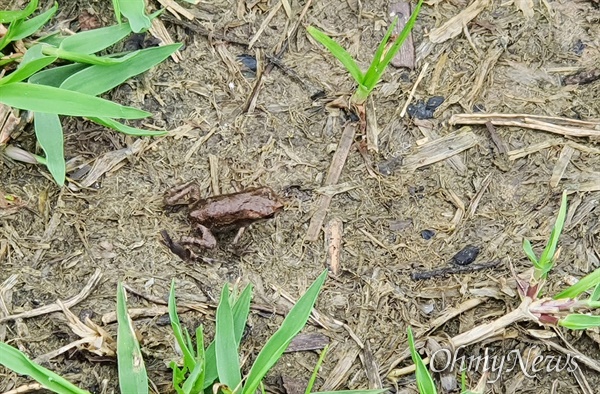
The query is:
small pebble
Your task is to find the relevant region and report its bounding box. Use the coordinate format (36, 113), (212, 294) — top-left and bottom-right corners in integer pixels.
(421, 229), (435, 240)
(452, 245), (480, 265)
(237, 54), (257, 72)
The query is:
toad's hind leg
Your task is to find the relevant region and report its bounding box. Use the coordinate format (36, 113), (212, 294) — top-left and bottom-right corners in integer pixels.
(164, 181), (202, 205)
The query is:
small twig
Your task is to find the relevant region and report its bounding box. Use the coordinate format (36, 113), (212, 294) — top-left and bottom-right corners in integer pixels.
(0, 269), (102, 324)
(161, 14), (263, 48)
(484, 121), (508, 154)
(306, 123), (356, 241)
(411, 260), (502, 280)
(400, 61), (429, 117)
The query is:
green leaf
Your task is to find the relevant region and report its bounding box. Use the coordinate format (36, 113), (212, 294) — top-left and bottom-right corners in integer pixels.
(112, 0), (122, 24)
(29, 63), (89, 87)
(0, 45), (57, 85)
(407, 326), (437, 394)
(168, 280), (196, 369)
(88, 117), (167, 136)
(215, 285), (242, 391)
(60, 44), (182, 95)
(0, 341), (90, 393)
(0, 82), (150, 118)
(592, 284), (600, 302)
(0, 0), (38, 23)
(306, 345), (328, 394)
(243, 270), (328, 394)
(34, 112), (65, 186)
(554, 267), (600, 300)
(202, 284), (253, 389)
(306, 26), (364, 85)
(559, 314), (600, 330)
(59, 23), (133, 54)
(536, 191), (568, 278)
(115, 0), (151, 33)
(522, 239), (538, 265)
(361, 18), (398, 89)
(116, 283), (149, 394)
(10, 2), (58, 41)
(181, 326), (205, 394)
(41, 44), (138, 65)
(365, 0), (423, 89)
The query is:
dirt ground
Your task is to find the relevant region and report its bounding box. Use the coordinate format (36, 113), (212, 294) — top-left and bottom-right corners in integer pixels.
(2, 0), (600, 393)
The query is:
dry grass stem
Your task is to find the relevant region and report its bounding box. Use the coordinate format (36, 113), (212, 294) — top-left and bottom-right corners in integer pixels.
(306, 123), (356, 241)
(428, 0), (490, 43)
(450, 113), (600, 138)
(400, 61), (429, 117)
(0, 269), (102, 324)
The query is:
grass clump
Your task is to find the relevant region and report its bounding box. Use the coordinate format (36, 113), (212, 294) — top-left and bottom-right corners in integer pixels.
(0, 269), (386, 394)
(0, 0), (179, 185)
(307, 0), (423, 107)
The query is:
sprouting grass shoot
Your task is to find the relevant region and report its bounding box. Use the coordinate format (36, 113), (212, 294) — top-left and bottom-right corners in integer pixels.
(307, 0), (423, 106)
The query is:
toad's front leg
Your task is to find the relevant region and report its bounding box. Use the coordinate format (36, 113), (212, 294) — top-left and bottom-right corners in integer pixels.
(164, 181), (202, 206)
(181, 223), (217, 249)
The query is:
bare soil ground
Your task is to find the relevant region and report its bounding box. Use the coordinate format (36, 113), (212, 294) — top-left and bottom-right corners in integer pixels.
(2, 0), (600, 393)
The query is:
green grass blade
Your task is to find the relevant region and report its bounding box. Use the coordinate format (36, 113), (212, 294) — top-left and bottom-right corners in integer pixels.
(182, 326), (206, 394)
(591, 284), (600, 302)
(215, 285), (242, 391)
(10, 2), (58, 41)
(59, 23), (133, 54)
(89, 117), (167, 136)
(0, 45), (56, 85)
(0, 20), (20, 51)
(29, 63), (89, 87)
(42, 45), (137, 65)
(34, 112), (65, 186)
(0, 83), (150, 118)
(314, 391), (387, 394)
(522, 239), (538, 265)
(0, 0), (38, 23)
(168, 280), (196, 368)
(536, 191), (568, 278)
(116, 283), (149, 394)
(362, 18), (398, 90)
(115, 0), (151, 33)
(554, 267), (600, 299)
(407, 326), (437, 394)
(306, 26), (364, 85)
(378, 0), (423, 72)
(242, 270), (328, 394)
(364, 0), (423, 90)
(60, 44), (182, 96)
(0, 341), (90, 393)
(112, 0), (122, 24)
(559, 314), (600, 330)
(202, 284), (253, 389)
(305, 345), (328, 394)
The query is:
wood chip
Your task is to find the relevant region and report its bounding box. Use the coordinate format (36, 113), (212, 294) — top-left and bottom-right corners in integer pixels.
(285, 332), (330, 352)
(325, 217), (343, 275)
(550, 145), (575, 188)
(389, 1), (415, 69)
(401, 128), (479, 172)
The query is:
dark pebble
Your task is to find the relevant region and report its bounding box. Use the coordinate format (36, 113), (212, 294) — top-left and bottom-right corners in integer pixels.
(421, 229), (435, 240)
(426, 96), (445, 110)
(156, 314), (172, 326)
(237, 54), (257, 72)
(452, 245), (480, 265)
